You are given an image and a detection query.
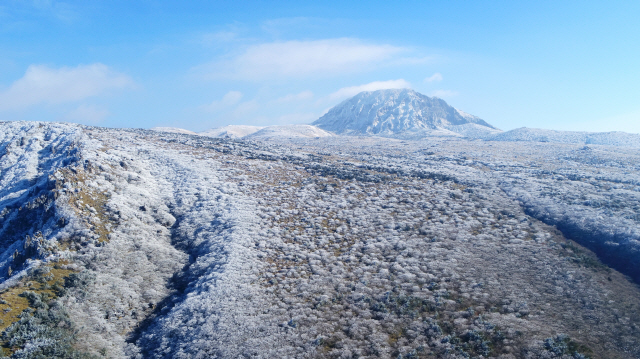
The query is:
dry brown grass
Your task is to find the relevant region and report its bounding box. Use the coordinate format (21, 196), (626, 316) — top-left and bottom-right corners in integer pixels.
(57, 166), (112, 243)
(0, 262), (75, 333)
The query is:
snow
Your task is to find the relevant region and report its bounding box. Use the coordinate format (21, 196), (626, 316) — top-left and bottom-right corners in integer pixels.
(199, 125), (264, 139)
(150, 127), (198, 135)
(199, 125), (331, 140)
(490, 127), (640, 148)
(0, 121), (639, 358)
(312, 88), (499, 138)
(310, 89), (638, 148)
(243, 124), (332, 139)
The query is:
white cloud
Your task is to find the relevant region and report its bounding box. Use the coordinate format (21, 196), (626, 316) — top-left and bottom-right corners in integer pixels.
(274, 91), (314, 103)
(425, 72), (443, 83)
(222, 91), (243, 104)
(61, 104), (109, 124)
(199, 38), (404, 80)
(231, 100), (259, 118)
(429, 89), (458, 98)
(327, 79), (411, 101)
(201, 91), (243, 112)
(0, 63), (133, 111)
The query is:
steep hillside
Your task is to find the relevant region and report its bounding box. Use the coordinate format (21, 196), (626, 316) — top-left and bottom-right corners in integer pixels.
(312, 89), (501, 138)
(0, 122), (639, 358)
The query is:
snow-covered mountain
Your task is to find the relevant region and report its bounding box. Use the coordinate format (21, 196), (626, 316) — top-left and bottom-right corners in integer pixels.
(312, 88), (501, 138)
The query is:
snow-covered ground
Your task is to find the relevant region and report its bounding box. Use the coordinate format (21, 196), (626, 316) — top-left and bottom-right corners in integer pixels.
(0, 121), (639, 358)
(244, 124), (333, 139)
(150, 127), (198, 135)
(199, 125), (264, 139)
(490, 127), (640, 148)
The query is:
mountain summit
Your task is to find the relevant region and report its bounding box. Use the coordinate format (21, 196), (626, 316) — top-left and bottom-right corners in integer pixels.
(312, 88), (500, 138)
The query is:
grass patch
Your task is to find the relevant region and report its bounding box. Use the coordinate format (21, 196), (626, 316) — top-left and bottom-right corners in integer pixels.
(57, 166), (112, 243)
(0, 262), (75, 348)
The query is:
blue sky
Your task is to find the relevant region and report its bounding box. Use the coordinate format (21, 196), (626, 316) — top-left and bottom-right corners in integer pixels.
(1, 1), (639, 133)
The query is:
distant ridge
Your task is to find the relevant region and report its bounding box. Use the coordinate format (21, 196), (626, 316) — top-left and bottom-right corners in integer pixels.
(312, 88), (501, 138)
(490, 127), (640, 148)
(244, 124), (332, 139)
(150, 127), (198, 135)
(200, 125), (264, 139)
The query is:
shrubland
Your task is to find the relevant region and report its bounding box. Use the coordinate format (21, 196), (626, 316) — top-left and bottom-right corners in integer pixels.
(0, 122), (638, 358)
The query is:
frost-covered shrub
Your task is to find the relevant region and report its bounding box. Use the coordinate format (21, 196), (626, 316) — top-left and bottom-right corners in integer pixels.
(542, 334), (591, 358)
(1, 296), (95, 359)
(1, 123), (639, 358)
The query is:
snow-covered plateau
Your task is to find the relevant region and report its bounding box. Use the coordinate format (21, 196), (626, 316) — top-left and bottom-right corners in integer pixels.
(0, 121), (639, 359)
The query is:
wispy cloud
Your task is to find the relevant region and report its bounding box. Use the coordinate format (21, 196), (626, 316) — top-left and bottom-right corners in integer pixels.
(199, 30), (240, 46)
(231, 100), (259, 118)
(424, 72), (443, 82)
(261, 17), (313, 37)
(60, 104), (109, 124)
(327, 79), (411, 101)
(201, 91), (243, 112)
(0, 63), (134, 111)
(3, 0), (79, 22)
(274, 91), (314, 103)
(31, 0), (76, 21)
(274, 112), (318, 125)
(197, 38), (405, 80)
(429, 89), (458, 98)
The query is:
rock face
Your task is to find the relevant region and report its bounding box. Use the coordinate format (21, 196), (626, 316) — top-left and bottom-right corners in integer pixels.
(312, 88), (500, 138)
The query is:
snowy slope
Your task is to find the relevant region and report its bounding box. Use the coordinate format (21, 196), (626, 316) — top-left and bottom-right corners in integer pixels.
(243, 124), (332, 139)
(150, 127), (198, 135)
(201, 125), (331, 140)
(0, 121), (639, 358)
(490, 127), (640, 148)
(312, 88), (500, 138)
(199, 125), (264, 139)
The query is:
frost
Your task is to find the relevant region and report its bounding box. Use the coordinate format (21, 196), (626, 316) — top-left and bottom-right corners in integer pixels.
(0, 122), (638, 358)
(312, 88), (500, 138)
